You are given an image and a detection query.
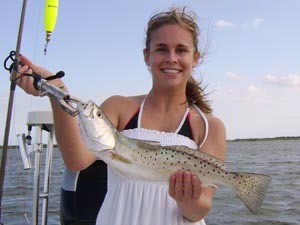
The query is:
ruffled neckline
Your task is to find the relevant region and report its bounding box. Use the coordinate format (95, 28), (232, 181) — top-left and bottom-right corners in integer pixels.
(120, 128), (198, 150)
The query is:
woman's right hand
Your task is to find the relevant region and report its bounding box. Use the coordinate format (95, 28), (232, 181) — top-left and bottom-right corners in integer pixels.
(16, 55), (65, 96)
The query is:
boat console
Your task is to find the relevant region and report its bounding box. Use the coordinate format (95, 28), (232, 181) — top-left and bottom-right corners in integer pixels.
(18, 111), (107, 225)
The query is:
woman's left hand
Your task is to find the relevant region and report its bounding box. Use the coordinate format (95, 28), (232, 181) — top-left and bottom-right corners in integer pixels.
(168, 170), (202, 202)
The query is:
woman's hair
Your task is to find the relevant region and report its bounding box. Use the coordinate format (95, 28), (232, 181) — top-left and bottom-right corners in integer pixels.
(145, 6), (212, 114)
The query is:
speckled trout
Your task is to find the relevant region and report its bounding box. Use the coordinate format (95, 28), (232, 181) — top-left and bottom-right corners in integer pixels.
(77, 100), (271, 213)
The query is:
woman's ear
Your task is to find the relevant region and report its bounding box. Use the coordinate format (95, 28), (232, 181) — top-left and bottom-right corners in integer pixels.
(193, 51), (200, 67)
(143, 48), (150, 66)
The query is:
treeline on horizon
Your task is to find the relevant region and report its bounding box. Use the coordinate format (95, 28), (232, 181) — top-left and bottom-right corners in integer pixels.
(1, 136), (300, 149)
(228, 136), (300, 142)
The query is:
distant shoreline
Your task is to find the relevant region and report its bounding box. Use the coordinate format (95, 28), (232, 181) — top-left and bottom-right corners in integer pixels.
(1, 136), (299, 149)
(0, 144), (59, 150)
(0, 143), (60, 150)
(227, 136), (300, 142)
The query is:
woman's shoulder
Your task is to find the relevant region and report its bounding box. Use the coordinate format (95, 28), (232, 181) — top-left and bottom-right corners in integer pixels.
(101, 95), (145, 107)
(202, 114), (226, 161)
(206, 114), (226, 133)
(100, 95), (146, 130)
(190, 106), (225, 131)
(190, 107), (226, 147)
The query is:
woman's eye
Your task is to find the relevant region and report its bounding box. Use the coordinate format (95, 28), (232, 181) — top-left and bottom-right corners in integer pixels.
(177, 48), (188, 53)
(156, 48), (167, 52)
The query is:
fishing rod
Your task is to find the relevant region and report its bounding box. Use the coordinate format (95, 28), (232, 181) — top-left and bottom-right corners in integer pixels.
(0, 0), (59, 223)
(0, 0), (28, 222)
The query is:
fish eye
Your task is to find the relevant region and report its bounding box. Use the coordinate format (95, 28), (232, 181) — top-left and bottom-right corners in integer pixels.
(97, 111), (103, 118)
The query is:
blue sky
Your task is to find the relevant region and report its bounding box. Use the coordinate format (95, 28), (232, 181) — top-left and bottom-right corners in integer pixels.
(1, 0), (300, 144)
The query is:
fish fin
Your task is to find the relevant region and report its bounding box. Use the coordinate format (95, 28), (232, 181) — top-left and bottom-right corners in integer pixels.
(133, 139), (161, 146)
(116, 132), (161, 147)
(135, 140), (163, 150)
(163, 145), (226, 170)
(202, 183), (218, 189)
(110, 152), (132, 164)
(233, 172), (272, 213)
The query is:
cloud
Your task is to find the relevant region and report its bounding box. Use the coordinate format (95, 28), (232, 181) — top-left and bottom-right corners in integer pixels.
(225, 72), (243, 80)
(215, 18), (264, 29)
(248, 84), (261, 93)
(212, 84), (267, 105)
(214, 79), (299, 105)
(214, 19), (235, 28)
(252, 18), (264, 28)
(263, 74), (300, 88)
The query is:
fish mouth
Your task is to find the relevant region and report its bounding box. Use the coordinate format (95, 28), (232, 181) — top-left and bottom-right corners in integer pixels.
(79, 101), (96, 118)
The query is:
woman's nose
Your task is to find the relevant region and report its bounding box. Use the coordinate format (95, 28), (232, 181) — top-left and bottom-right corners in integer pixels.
(166, 50), (178, 63)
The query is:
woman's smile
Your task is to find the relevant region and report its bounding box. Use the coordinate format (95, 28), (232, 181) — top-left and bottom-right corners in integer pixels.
(161, 68), (183, 76)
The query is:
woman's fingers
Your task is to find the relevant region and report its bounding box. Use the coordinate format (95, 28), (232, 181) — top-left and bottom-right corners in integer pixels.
(183, 171), (192, 198)
(169, 171), (202, 201)
(16, 54), (57, 96)
(20, 55), (53, 78)
(192, 175), (202, 199)
(16, 74), (38, 95)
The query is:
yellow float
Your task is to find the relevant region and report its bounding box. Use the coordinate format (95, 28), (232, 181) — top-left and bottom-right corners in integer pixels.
(44, 0), (59, 54)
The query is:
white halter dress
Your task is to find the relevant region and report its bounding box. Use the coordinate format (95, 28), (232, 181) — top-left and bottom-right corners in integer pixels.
(96, 99), (209, 225)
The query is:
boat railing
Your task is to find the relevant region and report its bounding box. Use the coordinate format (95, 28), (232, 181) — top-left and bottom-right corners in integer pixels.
(17, 111), (54, 225)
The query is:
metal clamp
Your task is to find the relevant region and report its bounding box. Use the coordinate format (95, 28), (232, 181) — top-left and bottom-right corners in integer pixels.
(37, 79), (84, 116)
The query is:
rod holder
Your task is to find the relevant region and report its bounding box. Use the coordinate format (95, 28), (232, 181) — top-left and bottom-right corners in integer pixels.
(17, 133), (32, 170)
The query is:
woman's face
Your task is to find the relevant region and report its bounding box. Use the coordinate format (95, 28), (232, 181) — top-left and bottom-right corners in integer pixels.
(144, 24), (199, 91)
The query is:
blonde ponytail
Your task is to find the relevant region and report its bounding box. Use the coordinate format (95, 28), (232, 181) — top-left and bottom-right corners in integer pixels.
(186, 76), (212, 114)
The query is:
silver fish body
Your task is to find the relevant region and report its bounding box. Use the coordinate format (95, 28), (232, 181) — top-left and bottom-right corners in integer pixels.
(77, 100), (272, 213)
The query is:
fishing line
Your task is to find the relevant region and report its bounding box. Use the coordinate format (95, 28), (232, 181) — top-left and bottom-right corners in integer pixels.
(18, 1), (42, 217)
(28, 0), (43, 117)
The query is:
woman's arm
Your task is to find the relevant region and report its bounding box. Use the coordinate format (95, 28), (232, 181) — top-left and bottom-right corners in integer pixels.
(169, 116), (226, 221)
(17, 55), (97, 171)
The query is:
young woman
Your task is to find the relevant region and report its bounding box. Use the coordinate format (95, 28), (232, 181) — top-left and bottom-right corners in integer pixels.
(17, 6), (226, 225)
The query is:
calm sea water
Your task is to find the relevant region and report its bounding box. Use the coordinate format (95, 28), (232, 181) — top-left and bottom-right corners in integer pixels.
(1, 139), (299, 225)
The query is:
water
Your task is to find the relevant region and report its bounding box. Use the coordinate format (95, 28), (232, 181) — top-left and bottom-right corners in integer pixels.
(1, 139), (300, 225)
(206, 140), (300, 225)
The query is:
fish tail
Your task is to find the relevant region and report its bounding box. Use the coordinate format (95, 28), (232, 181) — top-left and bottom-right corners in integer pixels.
(232, 172), (272, 213)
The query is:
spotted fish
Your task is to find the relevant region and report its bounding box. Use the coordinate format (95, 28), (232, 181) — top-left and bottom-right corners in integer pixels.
(77, 100), (272, 213)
